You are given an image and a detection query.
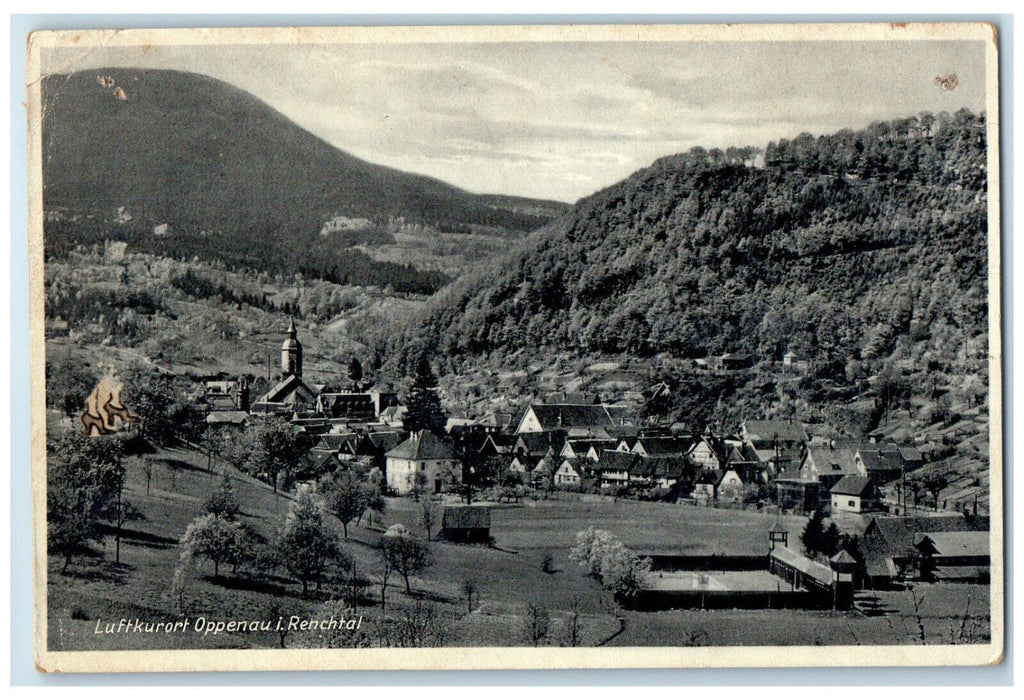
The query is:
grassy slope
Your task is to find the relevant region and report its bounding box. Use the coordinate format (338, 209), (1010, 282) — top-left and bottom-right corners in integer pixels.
(47, 436), (988, 650)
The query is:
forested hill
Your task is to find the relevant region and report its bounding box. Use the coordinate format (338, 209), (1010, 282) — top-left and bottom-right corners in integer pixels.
(397, 110), (989, 429)
(41, 69), (568, 293)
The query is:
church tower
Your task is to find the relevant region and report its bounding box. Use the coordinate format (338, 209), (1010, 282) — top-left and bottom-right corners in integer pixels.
(281, 319), (302, 378)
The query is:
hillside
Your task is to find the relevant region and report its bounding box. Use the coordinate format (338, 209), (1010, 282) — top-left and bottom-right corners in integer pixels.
(41, 69), (569, 291)
(397, 111), (990, 456)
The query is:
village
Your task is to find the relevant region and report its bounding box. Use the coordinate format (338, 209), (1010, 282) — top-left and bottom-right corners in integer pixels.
(185, 321), (991, 614)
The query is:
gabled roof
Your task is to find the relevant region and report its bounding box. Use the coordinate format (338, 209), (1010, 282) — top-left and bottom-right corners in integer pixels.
(205, 410), (250, 425)
(386, 431), (459, 461)
(557, 458), (585, 475)
(259, 374), (316, 405)
(804, 445), (862, 479)
(368, 431), (406, 454)
(443, 505), (491, 529)
(516, 430), (567, 455)
(726, 444), (760, 465)
(522, 404), (616, 432)
(857, 448), (905, 473)
(863, 514), (989, 560)
(596, 450), (640, 472)
(564, 438), (617, 455)
(643, 456), (689, 478)
(830, 475), (874, 496)
(638, 436), (692, 456)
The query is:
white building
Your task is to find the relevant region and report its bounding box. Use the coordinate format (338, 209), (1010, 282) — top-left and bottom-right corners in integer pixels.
(385, 431), (462, 496)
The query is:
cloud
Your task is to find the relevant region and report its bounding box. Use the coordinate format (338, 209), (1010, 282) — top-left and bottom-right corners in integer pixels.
(40, 38), (989, 202)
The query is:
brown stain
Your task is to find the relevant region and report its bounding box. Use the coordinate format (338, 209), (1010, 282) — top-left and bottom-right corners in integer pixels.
(81, 375), (142, 436)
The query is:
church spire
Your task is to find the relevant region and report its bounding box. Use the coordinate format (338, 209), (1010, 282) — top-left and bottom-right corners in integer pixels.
(281, 318), (302, 378)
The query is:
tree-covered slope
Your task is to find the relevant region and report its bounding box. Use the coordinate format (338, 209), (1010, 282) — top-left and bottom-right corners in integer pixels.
(397, 110), (989, 434)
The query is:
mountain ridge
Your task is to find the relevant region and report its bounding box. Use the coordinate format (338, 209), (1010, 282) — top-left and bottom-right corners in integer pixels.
(41, 68), (569, 290)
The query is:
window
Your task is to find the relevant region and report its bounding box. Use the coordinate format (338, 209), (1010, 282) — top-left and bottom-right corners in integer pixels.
(848, 500), (856, 507)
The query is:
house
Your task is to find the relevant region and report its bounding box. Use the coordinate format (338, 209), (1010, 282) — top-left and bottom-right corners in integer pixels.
(478, 433), (516, 459)
(724, 443), (764, 484)
(913, 532), (990, 582)
(509, 454), (540, 477)
(554, 459), (585, 488)
(596, 450), (639, 489)
(690, 469), (720, 505)
(838, 442), (924, 487)
(530, 456), (558, 489)
(774, 469), (819, 513)
(717, 469), (748, 504)
(803, 444), (864, 488)
(385, 431), (462, 496)
(315, 392), (376, 420)
(830, 475), (877, 514)
(720, 351), (755, 370)
(741, 419), (809, 475)
(441, 506), (491, 544)
(686, 433), (727, 470)
(378, 405), (408, 428)
(861, 514), (990, 588)
(642, 457), (688, 490)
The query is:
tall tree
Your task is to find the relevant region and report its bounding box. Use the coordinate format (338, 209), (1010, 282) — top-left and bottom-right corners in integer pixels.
(347, 357), (364, 391)
(47, 430), (126, 573)
(320, 469), (370, 539)
(277, 486), (344, 597)
(380, 531), (432, 594)
(241, 418), (312, 493)
(403, 355), (446, 435)
(179, 512), (242, 579)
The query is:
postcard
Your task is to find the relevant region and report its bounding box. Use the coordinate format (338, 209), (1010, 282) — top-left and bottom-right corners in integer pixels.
(26, 22), (1002, 672)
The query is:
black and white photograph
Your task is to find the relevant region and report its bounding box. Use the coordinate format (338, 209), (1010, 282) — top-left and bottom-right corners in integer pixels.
(26, 23), (1002, 671)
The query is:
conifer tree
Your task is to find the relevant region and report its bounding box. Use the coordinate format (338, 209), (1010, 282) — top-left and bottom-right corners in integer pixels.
(403, 355), (446, 435)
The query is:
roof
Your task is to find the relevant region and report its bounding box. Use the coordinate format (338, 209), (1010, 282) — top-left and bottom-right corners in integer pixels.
(914, 532), (989, 558)
(862, 514), (989, 560)
(857, 447), (906, 473)
(259, 374), (315, 405)
(522, 404), (616, 432)
(516, 431), (567, 455)
(442, 506), (491, 529)
(742, 420), (809, 444)
(830, 550), (858, 565)
(386, 431), (459, 461)
(205, 410), (250, 425)
(804, 445), (862, 478)
(830, 475), (874, 496)
(597, 450), (641, 472)
(638, 436), (692, 456)
(368, 431), (406, 454)
(770, 546), (833, 584)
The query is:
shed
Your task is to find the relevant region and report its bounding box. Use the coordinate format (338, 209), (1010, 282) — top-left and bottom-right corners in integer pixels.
(441, 506), (492, 544)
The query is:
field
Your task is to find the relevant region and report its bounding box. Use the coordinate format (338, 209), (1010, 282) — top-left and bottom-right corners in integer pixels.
(46, 442), (990, 650)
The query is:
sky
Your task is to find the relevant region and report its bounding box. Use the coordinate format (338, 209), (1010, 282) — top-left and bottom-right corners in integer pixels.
(41, 36), (988, 202)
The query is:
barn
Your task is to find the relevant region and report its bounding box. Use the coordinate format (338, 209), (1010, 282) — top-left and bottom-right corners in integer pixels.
(441, 505), (492, 544)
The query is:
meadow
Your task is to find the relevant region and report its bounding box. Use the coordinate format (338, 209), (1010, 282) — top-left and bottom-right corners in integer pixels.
(45, 441), (989, 650)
